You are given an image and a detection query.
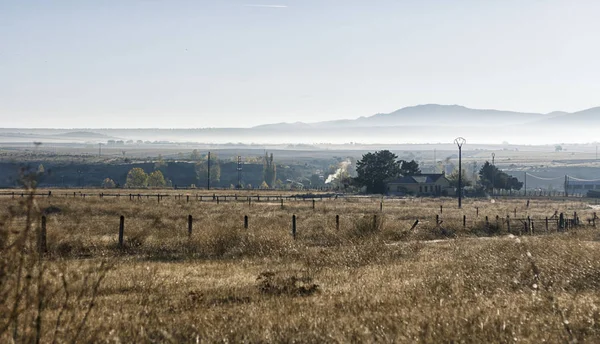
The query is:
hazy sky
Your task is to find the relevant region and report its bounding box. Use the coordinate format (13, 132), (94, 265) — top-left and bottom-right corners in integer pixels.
(2, 0), (600, 128)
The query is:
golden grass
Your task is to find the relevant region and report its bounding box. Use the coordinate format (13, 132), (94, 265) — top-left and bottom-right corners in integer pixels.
(2, 190), (600, 342)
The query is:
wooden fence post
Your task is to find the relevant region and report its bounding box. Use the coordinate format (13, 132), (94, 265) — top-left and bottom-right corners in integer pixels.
(292, 215), (297, 239)
(281, 199), (284, 209)
(39, 216), (47, 254)
(312, 199), (315, 210)
(440, 205), (443, 214)
(188, 215), (193, 237)
(157, 194), (160, 203)
(476, 207), (479, 217)
(380, 201), (383, 212)
(463, 215), (466, 228)
(559, 213), (565, 230)
(119, 215), (125, 248)
(373, 215), (378, 230)
(336, 215), (340, 230)
(506, 215), (511, 234)
(545, 217), (549, 232)
(187, 195), (189, 203)
(244, 215), (249, 229)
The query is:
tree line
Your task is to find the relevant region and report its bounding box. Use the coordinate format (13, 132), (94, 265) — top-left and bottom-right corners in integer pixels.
(353, 150), (523, 194)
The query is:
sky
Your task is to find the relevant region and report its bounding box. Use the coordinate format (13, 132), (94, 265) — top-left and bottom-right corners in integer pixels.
(1, 0), (600, 128)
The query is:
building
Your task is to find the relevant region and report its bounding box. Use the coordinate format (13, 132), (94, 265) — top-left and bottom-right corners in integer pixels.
(387, 173), (452, 196)
(566, 180), (600, 197)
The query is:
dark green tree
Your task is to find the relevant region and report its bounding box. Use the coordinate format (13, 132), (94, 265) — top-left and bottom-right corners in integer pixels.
(399, 159), (421, 175)
(263, 152), (277, 187)
(479, 161), (523, 191)
(354, 150), (402, 194)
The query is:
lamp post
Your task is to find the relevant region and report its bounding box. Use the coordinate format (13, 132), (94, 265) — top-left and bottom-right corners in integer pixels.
(454, 137), (466, 208)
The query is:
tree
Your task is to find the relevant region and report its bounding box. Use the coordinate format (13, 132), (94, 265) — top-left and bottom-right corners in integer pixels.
(190, 149), (201, 161)
(555, 145), (563, 152)
(102, 178), (116, 188)
(263, 152), (276, 187)
(447, 169), (472, 188)
(478, 161), (523, 191)
(125, 168), (148, 188)
(154, 154), (167, 171)
(195, 156), (220, 186)
(260, 181), (270, 189)
(147, 170), (166, 187)
(354, 150), (402, 194)
(399, 159), (421, 175)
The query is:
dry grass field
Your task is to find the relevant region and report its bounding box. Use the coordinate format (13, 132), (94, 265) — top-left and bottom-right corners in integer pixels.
(3, 189), (600, 343)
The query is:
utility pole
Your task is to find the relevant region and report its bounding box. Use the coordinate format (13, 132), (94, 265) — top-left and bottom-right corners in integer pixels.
(207, 151), (211, 190)
(454, 137), (466, 209)
(491, 153), (495, 197)
(564, 175), (568, 197)
(524, 172), (527, 197)
(237, 155), (242, 189)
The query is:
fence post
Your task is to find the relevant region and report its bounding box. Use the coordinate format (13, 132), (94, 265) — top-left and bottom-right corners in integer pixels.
(39, 216), (47, 254)
(187, 195), (189, 203)
(119, 215), (125, 248)
(244, 215), (248, 229)
(559, 213), (565, 230)
(545, 217), (549, 232)
(463, 215), (466, 228)
(292, 215), (296, 239)
(380, 201), (383, 212)
(436, 214), (440, 226)
(476, 207), (479, 217)
(188, 215), (193, 237)
(281, 199), (284, 209)
(336, 215), (340, 230)
(157, 194), (160, 203)
(312, 199), (315, 210)
(373, 215), (378, 230)
(440, 205), (443, 214)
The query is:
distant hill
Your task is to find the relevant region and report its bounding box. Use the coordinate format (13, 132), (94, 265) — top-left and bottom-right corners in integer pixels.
(53, 131), (109, 138)
(539, 107), (600, 125)
(261, 104), (551, 129)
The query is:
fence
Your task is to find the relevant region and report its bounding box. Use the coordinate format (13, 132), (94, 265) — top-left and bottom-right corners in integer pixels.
(32, 209), (597, 255)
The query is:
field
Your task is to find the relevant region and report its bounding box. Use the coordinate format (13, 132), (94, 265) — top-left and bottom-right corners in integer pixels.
(3, 189), (600, 343)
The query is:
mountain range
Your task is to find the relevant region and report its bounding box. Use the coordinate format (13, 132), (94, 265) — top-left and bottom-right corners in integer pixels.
(1, 104), (598, 145)
(254, 104), (600, 129)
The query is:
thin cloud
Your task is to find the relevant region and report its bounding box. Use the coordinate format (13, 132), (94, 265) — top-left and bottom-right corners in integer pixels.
(244, 4), (288, 8)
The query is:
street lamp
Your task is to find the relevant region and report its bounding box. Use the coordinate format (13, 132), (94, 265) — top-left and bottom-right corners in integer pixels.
(454, 137), (466, 208)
